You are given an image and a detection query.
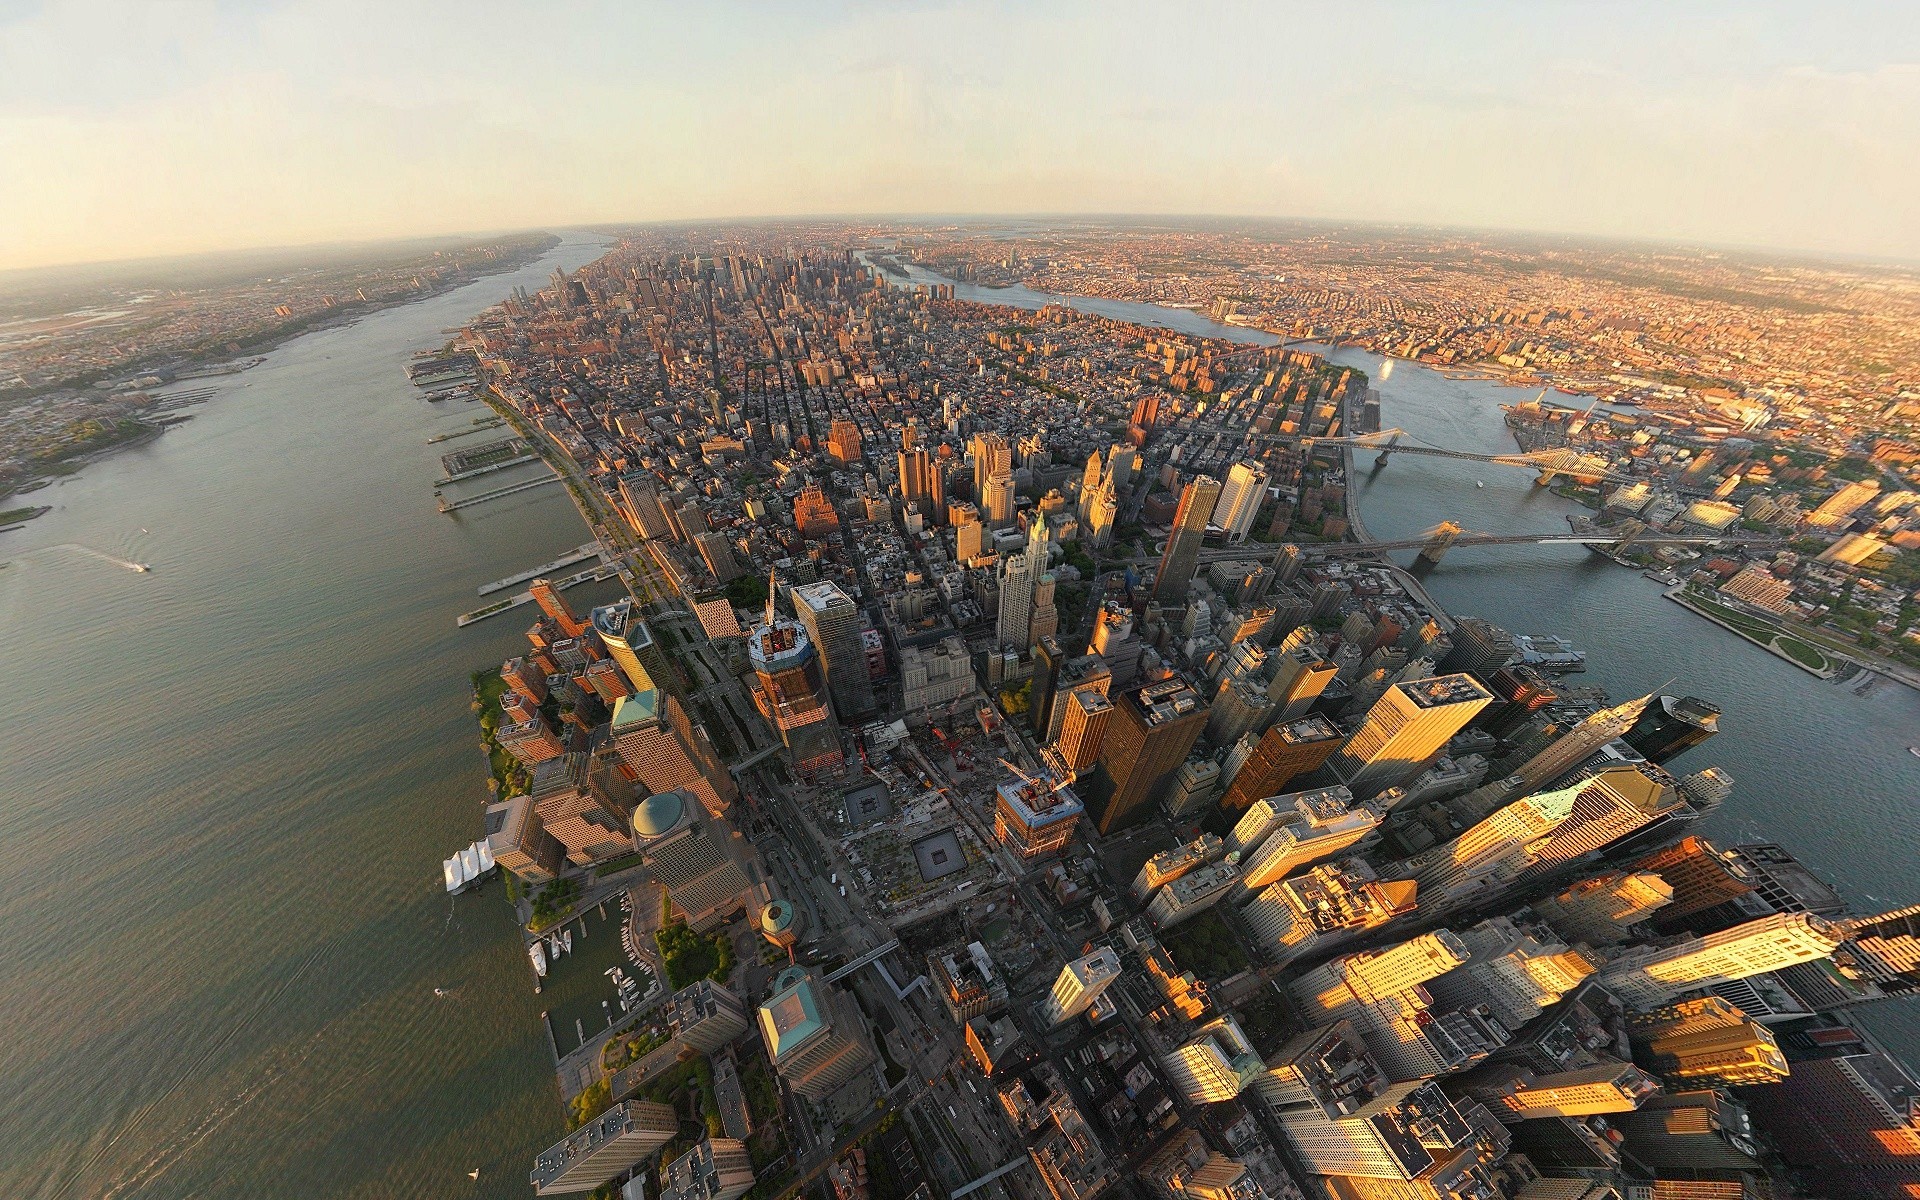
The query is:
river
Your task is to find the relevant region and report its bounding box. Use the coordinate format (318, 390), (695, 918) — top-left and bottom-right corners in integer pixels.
(870, 257), (1920, 1059)
(0, 234), (622, 1199)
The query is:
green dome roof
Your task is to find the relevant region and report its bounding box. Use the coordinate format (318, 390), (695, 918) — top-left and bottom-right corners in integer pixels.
(632, 790), (686, 839)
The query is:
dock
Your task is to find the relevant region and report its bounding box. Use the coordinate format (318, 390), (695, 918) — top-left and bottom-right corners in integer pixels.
(437, 472), (561, 512)
(437, 453), (540, 485)
(457, 563), (619, 626)
(425, 420), (506, 445)
(478, 542), (604, 595)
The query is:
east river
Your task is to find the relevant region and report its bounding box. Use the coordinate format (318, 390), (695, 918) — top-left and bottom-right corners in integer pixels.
(0, 235), (621, 1199)
(0, 245), (1914, 1198)
(872, 260), (1920, 1060)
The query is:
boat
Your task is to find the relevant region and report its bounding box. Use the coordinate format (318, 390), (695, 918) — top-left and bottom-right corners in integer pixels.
(132, 563), (151, 573)
(1475, 480), (1484, 488)
(561, 929), (573, 955)
(1909, 747), (1920, 758)
(443, 856), (467, 894)
(529, 941), (548, 977)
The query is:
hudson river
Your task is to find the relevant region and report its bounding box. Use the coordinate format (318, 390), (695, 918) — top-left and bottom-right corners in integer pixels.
(0, 234), (618, 1199)
(872, 260), (1920, 1059)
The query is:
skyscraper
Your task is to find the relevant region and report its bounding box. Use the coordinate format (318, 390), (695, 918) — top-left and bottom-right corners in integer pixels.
(660, 1138), (755, 1200)
(1041, 948), (1121, 1026)
(1087, 678), (1208, 834)
(1292, 932), (1472, 1024)
(747, 616), (843, 776)
(790, 581), (874, 719)
(632, 789), (755, 930)
(757, 966), (876, 1100)
(1328, 675), (1492, 800)
(1055, 687), (1114, 773)
(995, 511), (1052, 650)
(1160, 1015), (1264, 1102)
(610, 688), (737, 820)
(993, 776), (1085, 860)
(1151, 474), (1223, 604)
(530, 1100), (680, 1195)
(1598, 912), (1846, 1009)
(1268, 647), (1339, 722)
(971, 431), (1015, 526)
(1240, 859), (1418, 965)
(1425, 917), (1596, 1029)
(1233, 787), (1384, 891)
(1503, 694), (1653, 793)
(1211, 461), (1269, 543)
(1626, 996), (1789, 1086)
(664, 979), (752, 1054)
(1533, 871), (1675, 946)
(1622, 695), (1721, 765)
(529, 752), (633, 866)
(529, 576), (589, 639)
(1466, 1063), (1661, 1122)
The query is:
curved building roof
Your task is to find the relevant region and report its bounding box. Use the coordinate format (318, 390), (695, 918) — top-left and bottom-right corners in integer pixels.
(633, 789), (690, 840)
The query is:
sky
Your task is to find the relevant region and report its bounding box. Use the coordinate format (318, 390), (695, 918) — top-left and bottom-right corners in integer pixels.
(2, 0), (1918, 271)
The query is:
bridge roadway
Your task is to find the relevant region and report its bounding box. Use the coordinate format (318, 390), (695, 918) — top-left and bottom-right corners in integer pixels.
(1192, 530), (1781, 564)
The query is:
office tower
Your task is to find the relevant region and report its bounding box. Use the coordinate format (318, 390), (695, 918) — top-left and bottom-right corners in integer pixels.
(1082, 481), (1118, 548)
(1410, 779), (1581, 894)
(1151, 474), (1223, 604)
(1599, 912), (1846, 1009)
(1212, 461), (1269, 542)
(1467, 1063), (1661, 1122)
(1626, 997), (1789, 1086)
(1292, 932), (1472, 1024)
(594, 602), (677, 696)
(1677, 767), (1732, 815)
(529, 576), (589, 639)
(530, 1100), (679, 1195)
(996, 510), (1052, 650)
(1078, 449), (1104, 511)
(503, 655), (551, 704)
(1132, 833), (1226, 902)
(609, 688), (737, 819)
(1182, 1156), (1268, 1200)
(1148, 859), (1242, 928)
(530, 752), (631, 866)
(899, 442), (934, 511)
(486, 795), (564, 883)
(1087, 679), (1208, 834)
(1055, 687), (1114, 773)
(828, 418), (861, 464)
(1610, 1091), (1762, 1175)
(1241, 859), (1418, 965)
(1220, 714), (1344, 812)
(792, 482), (839, 537)
(1161, 1015), (1263, 1102)
(747, 616), (843, 776)
(618, 472), (677, 539)
(952, 502), (985, 561)
(1743, 1022), (1920, 1200)
(1622, 696), (1721, 766)
(660, 1138), (755, 1200)
(1207, 679), (1275, 747)
(1259, 1019), (1387, 1112)
(1041, 948), (1121, 1026)
(1439, 618), (1517, 677)
(1089, 602), (1143, 686)
(1805, 904), (1920, 1011)
(930, 942), (1008, 1024)
(993, 776), (1084, 860)
(1809, 478), (1881, 526)
(583, 658), (633, 704)
(981, 474), (1015, 526)
(1233, 787), (1383, 891)
(694, 531), (742, 581)
(1636, 837), (1758, 932)
(790, 581), (874, 719)
(965, 1014), (1026, 1076)
(500, 716), (567, 767)
(758, 965), (876, 1101)
(972, 431), (1015, 526)
(1329, 675), (1492, 800)
(1030, 636), (1068, 737)
(1475, 668), (1558, 740)
(1426, 917), (1596, 1029)
(1043, 655), (1113, 746)
(633, 789), (754, 929)
(1274, 1074), (1507, 1200)
(1534, 871), (1674, 946)
(665, 979), (751, 1054)
(1505, 694), (1653, 792)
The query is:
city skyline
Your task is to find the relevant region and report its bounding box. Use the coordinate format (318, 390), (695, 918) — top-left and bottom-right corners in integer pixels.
(4, 1), (1920, 271)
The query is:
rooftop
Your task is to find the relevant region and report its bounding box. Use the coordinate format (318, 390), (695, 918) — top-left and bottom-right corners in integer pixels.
(610, 688), (662, 732)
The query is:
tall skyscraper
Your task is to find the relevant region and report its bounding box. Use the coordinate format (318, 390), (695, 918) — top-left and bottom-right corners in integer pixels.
(790, 581), (874, 719)
(899, 442), (934, 512)
(1151, 474), (1223, 604)
(993, 776), (1085, 860)
(1160, 1015), (1264, 1102)
(1598, 912), (1846, 1009)
(632, 788), (754, 930)
(995, 510), (1053, 650)
(747, 616), (843, 776)
(1268, 648), (1339, 721)
(1211, 461), (1269, 543)
(1742, 1022), (1920, 1200)
(664, 979), (752, 1055)
(1328, 675), (1492, 800)
(1041, 948), (1121, 1026)
(530, 1100), (680, 1195)
(1240, 859), (1418, 965)
(971, 431), (1015, 526)
(1533, 871), (1675, 946)
(1055, 687), (1114, 773)
(610, 688), (737, 820)
(1622, 695), (1721, 765)
(1292, 931), (1472, 1024)
(1466, 1063), (1661, 1122)
(1626, 996), (1789, 1086)
(529, 752), (632, 866)
(757, 966), (876, 1100)
(827, 418), (861, 464)
(1233, 787), (1384, 891)
(1503, 694), (1653, 793)
(659, 1138), (755, 1200)
(1425, 917), (1596, 1029)
(1087, 678), (1208, 834)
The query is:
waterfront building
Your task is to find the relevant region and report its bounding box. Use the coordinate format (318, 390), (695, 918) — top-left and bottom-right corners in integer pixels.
(632, 788), (755, 930)
(486, 794), (564, 883)
(1505, 694), (1653, 793)
(531, 752), (633, 866)
(1598, 912), (1847, 1009)
(993, 777), (1084, 860)
(1742, 1021), (1920, 1200)
(1234, 787), (1384, 891)
(499, 716), (566, 767)
(1329, 675), (1492, 801)
(1086, 678), (1208, 834)
(758, 965), (876, 1101)
(609, 688), (737, 820)
(1161, 1015), (1263, 1102)
(1219, 715), (1344, 813)
(502, 655), (550, 704)
(1151, 474), (1222, 604)
(1466, 1062), (1661, 1121)
(1622, 695), (1721, 766)
(1626, 997), (1789, 1086)
(665, 979), (751, 1054)
(660, 1137), (755, 1200)
(1040, 949), (1121, 1026)
(529, 576), (589, 639)
(1635, 837), (1758, 932)
(530, 1100), (678, 1195)
(1439, 618), (1517, 678)
(747, 616), (843, 776)
(791, 580), (875, 719)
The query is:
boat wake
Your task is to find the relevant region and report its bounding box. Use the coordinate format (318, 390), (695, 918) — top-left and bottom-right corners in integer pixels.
(24, 543), (151, 573)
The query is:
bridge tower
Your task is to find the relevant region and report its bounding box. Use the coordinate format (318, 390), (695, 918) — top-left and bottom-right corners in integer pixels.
(1417, 521), (1464, 567)
(1374, 433), (1401, 469)
(1609, 518), (1647, 556)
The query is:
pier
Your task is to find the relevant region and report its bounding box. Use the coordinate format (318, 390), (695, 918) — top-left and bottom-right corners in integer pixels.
(436, 453), (540, 485)
(436, 472), (561, 512)
(477, 542), (604, 595)
(456, 563), (618, 627)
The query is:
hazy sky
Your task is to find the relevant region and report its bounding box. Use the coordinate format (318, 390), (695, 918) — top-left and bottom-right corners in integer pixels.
(3, 0), (1918, 270)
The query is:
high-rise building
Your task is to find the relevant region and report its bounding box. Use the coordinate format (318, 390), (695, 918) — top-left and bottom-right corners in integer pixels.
(1212, 461), (1269, 542)
(529, 576), (589, 639)
(993, 777), (1084, 860)
(1622, 695), (1721, 765)
(972, 432), (1015, 526)
(530, 752), (632, 866)
(609, 688), (737, 820)
(1087, 679), (1208, 834)
(792, 482), (839, 538)
(1274, 1075), (1507, 1200)
(827, 418), (862, 464)
(1147, 859), (1242, 928)
(1292, 932), (1472, 1025)
(1240, 859), (1418, 965)
(995, 511), (1052, 650)
(1151, 475), (1223, 604)
(1163, 758), (1222, 817)
(1132, 833), (1227, 902)
(1626, 997), (1789, 1086)
(660, 1137), (755, 1200)
(1598, 912), (1847, 1009)
(899, 443), (934, 512)
(930, 942), (1008, 1023)
(1635, 837), (1758, 932)
(530, 1100), (679, 1195)
(1440, 618), (1518, 677)
(1161, 1015), (1264, 1102)
(1220, 714), (1344, 812)
(1504, 694), (1653, 793)
(1743, 1021), (1920, 1200)
(1329, 675), (1492, 800)
(632, 789), (755, 930)
(1425, 917), (1597, 1029)
(1088, 603), (1142, 686)
(1609, 1090), (1763, 1175)
(1043, 654), (1112, 742)
(1055, 687), (1114, 773)
(757, 965), (876, 1100)
(747, 617), (843, 776)
(486, 795), (564, 883)
(1533, 871), (1675, 946)
(1268, 647), (1339, 722)
(790, 581), (875, 719)
(1233, 786), (1384, 891)
(1206, 679), (1274, 748)
(500, 716), (567, 767)
(1466, 1063), (1661, 1122)
(1041, 948), (1121, 1026)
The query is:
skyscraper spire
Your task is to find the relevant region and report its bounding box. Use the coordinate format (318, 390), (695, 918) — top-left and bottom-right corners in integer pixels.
(764, 566), (777, 629)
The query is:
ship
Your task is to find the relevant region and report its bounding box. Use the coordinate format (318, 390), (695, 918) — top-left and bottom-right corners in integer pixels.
(529, 940), (548, 978)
